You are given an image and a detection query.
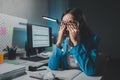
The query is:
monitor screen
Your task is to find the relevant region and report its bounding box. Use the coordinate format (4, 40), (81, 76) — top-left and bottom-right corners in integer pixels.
(26, 24), (52, 57)
(12, 27), (27, 50)
(32, 25), (50, 48)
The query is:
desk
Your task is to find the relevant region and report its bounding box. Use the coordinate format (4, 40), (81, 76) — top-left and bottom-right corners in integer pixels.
(3, 58), (102, 80)
(74, 73), (102, 80)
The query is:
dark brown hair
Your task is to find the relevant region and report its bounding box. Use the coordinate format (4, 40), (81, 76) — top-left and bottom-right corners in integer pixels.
(62, 8), (94, 44)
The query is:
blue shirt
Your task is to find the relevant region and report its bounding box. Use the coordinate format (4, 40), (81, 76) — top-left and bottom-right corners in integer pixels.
(48, 35), (99, 76)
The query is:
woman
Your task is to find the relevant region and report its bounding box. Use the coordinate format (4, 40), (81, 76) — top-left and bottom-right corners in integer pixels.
(48, 8), (99, 76)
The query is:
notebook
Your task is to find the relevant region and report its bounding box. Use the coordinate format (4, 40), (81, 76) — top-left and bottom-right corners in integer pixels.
(0, 63), (26, 80)
(29, 66), (81, 80)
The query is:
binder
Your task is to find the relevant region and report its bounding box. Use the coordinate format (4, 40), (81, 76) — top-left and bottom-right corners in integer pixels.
(0, 63), (26, 80)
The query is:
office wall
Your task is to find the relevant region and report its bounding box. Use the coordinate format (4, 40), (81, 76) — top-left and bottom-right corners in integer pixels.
(0, 0), (48, 26)
(69, 0), (120, 56)
(0, 13), (28, 50)
(48, 0), (68, 35)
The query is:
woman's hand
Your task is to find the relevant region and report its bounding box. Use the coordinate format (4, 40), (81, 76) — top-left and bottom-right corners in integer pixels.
(56, 25), (66, 48)
(67, 23), (80, 46)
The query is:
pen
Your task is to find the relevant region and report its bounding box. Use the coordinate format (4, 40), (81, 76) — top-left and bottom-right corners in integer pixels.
(37, 68), (47, 71)
(30, 75), (42, 79)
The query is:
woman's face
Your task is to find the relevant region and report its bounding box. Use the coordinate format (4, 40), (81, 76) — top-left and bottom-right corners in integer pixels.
(61, 13), (79, 36)
(62, 13), (74, 29)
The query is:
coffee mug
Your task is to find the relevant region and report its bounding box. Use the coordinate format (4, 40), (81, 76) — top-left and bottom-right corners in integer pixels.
(0, 54), (4, 64)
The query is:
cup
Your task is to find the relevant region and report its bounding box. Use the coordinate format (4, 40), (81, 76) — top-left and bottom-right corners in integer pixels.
(8, 49), (16, 60)
(0, 54), (4, 64)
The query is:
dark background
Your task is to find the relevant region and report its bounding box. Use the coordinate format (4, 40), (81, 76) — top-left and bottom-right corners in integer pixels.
(68, 0), (120, 57)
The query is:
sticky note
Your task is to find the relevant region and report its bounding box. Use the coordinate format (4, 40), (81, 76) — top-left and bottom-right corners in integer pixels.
(8, 27), (13, 36)
(1, 27), (6, 35)
(7, 61), (20, 65)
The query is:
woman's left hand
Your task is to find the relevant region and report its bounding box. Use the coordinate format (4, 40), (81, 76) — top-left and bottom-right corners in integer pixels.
(67, 23), (80, 46)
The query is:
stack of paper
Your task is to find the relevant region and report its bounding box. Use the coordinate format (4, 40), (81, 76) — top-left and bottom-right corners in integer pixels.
(0, 63), (26, 80)
(29, 66), (81, 80)
(51, 69), (81, 80)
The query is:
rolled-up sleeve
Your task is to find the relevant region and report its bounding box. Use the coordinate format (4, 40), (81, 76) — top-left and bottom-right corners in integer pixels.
(48, 45), (68, 70)
(69, 35), (99, 76)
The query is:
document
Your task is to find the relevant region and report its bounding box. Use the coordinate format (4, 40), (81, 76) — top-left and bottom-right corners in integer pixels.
(0, 63), (26, 80)
(51, 69), (81, 80)
(29, 66), (81, 80)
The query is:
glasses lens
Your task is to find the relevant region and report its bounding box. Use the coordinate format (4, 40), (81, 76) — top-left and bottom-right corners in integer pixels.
(60, 20), (78, 26)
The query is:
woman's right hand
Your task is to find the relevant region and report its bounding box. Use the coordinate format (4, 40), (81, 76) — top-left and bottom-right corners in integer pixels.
(56, 25), (66, 48)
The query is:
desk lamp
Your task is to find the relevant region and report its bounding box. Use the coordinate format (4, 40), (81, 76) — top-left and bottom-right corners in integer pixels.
(42, 16), (60, 24)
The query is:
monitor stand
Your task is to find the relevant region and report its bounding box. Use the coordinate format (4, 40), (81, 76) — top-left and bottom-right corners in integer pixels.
(20, 49), (48, 62)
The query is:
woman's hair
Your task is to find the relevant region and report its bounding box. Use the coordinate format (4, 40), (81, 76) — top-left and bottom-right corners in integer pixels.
(62, 8), (94, 44)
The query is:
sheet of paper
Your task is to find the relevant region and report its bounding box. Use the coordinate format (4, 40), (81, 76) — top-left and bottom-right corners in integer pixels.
(0, 63), (25, 75)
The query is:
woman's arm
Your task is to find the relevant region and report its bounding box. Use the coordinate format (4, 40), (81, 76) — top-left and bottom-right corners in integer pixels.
(69, 35), (99, 76)
(48, 45), (68, 70)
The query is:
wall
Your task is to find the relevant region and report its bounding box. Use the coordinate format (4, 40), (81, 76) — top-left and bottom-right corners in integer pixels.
(48, 0), (68, 35)
(69, 0), (120, 56)
(0, 0), (48, 26)
(0, 13), (28, 50)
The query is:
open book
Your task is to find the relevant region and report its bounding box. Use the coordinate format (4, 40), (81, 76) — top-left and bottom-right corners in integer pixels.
(0, 63), (26, 80)
(51, 69), (81, 80)
(29, 66), (81, 80)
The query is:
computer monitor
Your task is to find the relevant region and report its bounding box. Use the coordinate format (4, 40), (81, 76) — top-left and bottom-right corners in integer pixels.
(12, 27), (27, 51)
(26, 24), (52, 57)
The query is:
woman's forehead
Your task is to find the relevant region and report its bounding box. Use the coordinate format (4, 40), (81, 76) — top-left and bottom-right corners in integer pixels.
(62, 14), (74, 22)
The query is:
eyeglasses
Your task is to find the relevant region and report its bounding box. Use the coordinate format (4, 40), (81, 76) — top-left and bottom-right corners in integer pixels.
(60, 20), (78, 26)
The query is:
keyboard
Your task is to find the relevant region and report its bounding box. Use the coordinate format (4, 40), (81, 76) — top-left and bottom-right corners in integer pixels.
(20, 56), (49, 62)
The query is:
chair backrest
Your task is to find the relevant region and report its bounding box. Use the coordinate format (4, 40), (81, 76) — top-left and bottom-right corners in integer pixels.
(95, 52), (106, 76)
(102, 57), (120, 80)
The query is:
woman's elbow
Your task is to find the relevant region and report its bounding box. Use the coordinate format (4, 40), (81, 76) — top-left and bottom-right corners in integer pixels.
(48, 65), (57, 70)
(84, 71), (95, 76)
(48, 62), (58, 70)
(83, 67), (96, 76)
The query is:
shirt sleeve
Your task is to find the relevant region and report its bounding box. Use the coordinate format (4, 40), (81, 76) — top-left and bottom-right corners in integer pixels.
(48, 45), (68, 70)
(69, 35), (100, 76)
